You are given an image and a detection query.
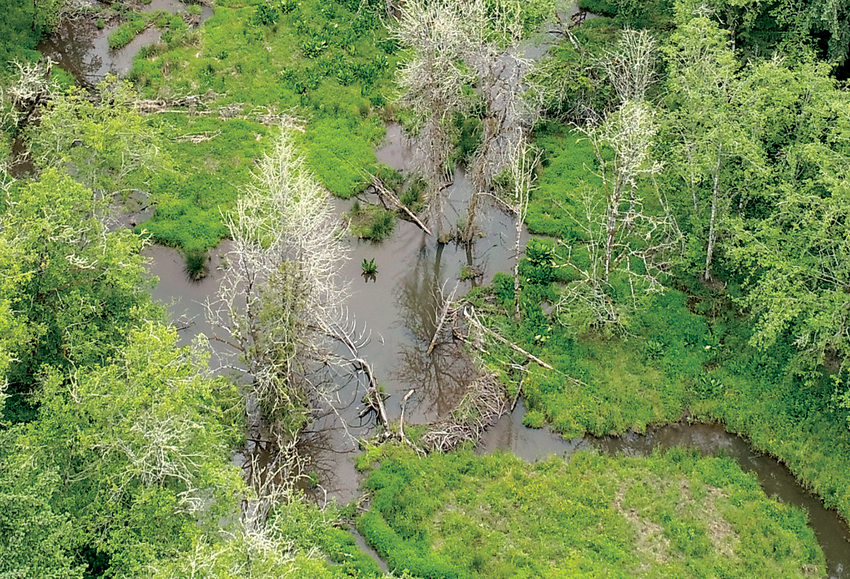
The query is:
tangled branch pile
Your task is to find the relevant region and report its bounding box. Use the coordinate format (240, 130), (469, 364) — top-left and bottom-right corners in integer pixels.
(420, 372), (508, 452)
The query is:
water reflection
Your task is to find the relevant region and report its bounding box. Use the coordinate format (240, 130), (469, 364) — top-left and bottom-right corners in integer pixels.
(393, 246), (478, 420)
(38, 0), (212, 86)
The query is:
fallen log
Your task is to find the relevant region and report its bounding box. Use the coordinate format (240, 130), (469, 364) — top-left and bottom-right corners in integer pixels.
(372, 177), (432, 236)
(462, 306), (554, 370)
(420, 372), (508, 453)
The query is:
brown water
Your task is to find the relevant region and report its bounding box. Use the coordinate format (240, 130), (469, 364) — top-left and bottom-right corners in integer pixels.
(38, 0), (212, 87)
(143, 242), (231, 353)
(140, 121), (526, 503)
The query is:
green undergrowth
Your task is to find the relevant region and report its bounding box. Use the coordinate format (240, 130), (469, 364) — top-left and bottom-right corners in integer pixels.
(0, 0), (47, 160)
(271, 500), (385, 578)
(347, 200), (395, 241)
(127, 0), (394, 237)
(357, 445), (824, 577)
(578, 0), (674, 30)
(474, 122), (850, 521)
(131, 113), (270, 251)
(526, 127), (599, 237)
(530, 17), (619, 121)
(0, 1), (43, 69)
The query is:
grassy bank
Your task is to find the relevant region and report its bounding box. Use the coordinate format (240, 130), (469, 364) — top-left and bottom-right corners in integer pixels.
(124, 0), (395, 250)
(357, 445), (824, 577)
(471, 122), (850, 521)
(108, 10), (187, 50)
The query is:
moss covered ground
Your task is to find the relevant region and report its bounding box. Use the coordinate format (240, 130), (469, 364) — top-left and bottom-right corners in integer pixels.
(357, 445), (824, 577)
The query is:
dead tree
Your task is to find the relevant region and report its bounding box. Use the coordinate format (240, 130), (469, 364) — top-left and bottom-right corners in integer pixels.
(601, 29), (657, 105)
(209, 127), (375, 440)
(504, 143), (540, 321)
(3, 59), (52, 130)
(420, 372), (508, 452)
(461, 0), (538, 243)
(395, 0), (472, 240)
(372, 176), (432, 235)
(558, 100), (679, 328)
(427, 281), (459, 355)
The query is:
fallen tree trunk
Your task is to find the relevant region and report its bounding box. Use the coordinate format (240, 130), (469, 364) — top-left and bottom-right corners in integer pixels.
(462, 306), (553, 370)
(372, 177), (432, 236)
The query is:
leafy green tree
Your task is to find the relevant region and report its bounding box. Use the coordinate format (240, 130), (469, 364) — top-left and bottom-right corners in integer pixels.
(0, 169), (154, 419)
(10, 323), (243, 576)
(807, 0), (850, 63)
(0, 448), (83, 579)
(728, 60), (850, 378)
(27, 77), (156, 194)
(663, 15), (762, 281)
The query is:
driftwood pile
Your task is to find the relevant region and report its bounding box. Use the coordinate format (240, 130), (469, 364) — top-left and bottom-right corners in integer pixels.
(415, 299), (557, 452)
(420, 371), (508, 452)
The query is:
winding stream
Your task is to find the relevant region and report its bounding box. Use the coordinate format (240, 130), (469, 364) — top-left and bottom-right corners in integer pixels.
(31, 3), (850, 576)
(483, 401), (850, 577)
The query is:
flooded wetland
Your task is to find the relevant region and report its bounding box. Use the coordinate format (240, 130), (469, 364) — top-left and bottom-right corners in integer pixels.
(20, 0), (850, 575)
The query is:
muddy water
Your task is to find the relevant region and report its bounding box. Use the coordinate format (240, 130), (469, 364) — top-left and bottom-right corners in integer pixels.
(481, 400), (850, 578)
(143, 242), (232, 354)
(300, 125), (528, 502)
(38, 0), (212, 86)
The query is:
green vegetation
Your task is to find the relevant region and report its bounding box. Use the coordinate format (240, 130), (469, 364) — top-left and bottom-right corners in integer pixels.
(525, 127), (598, 237)
(473, 35), (850, 520)
(183, 247), (208, 279)
(361, 257), (379, 276)
(28, 78), (157, 194)
(0, 0), (56, 67)
(358, 445), (824, 577)
(0, 169), (155, 420)
(4, 0), (850, 574)
(348, 201), (396, 241)
(0, 0), (61, 159)
(123, 0), (397, 249)
(0, 165), (381, 578)
(138, 113), (270, 251)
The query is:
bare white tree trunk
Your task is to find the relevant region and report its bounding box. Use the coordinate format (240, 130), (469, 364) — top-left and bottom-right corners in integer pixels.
(704, 146), (722, 281)
(602, 29), (657, 104)
(395, 0), (471, 238)
(462, 0), (536, 244)
(509, 145), (537, 320)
